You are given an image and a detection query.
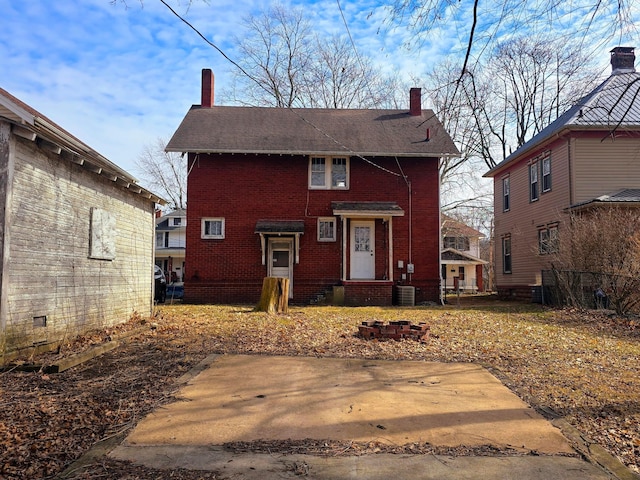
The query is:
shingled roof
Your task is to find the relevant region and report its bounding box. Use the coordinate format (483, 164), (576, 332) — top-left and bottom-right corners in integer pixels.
(166, 70), (459, 159)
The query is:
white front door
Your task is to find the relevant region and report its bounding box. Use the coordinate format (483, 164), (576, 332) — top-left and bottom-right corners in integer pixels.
(268, 239), (293, 298)
(350, 221), (375, 279)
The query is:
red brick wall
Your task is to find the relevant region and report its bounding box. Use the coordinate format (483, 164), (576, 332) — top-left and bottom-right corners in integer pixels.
(185, 153), (440, 304)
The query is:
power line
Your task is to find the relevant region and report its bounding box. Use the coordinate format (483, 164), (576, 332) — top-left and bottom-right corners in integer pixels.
(159, 0), (405, 177)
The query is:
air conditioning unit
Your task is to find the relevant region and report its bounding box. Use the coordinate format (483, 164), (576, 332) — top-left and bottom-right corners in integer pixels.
(396, 286), (415, 306)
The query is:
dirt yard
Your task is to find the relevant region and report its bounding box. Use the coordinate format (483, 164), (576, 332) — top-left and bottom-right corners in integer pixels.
(1, 296), (638, 479)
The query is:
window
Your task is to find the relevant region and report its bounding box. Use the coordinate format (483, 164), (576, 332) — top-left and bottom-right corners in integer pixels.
(318, 217), (336, 242)
(156, 232), (164, 248)
(309, 156), (349, 189)
(542, 156), (551, 192)
(502, 236), (512, 274)
(530, 163), (539, 201)
(444, 236), (470, 251)
(538, 225), (558, 254)
(503, 176), (510, 211)
(172, 217), (182, 226)
(201, 218), (225, 239)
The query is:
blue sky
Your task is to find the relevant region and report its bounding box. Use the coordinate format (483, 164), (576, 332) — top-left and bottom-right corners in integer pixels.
(1, 1), (638, 183)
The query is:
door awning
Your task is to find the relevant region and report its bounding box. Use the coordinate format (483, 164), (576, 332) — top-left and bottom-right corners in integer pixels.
(331, 201), (404, 217)
(255, 220), (304, 265)
(255, 220), (305, 234)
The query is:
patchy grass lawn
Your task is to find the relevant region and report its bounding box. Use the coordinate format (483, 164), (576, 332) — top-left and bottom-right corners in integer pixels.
(1, 297), (639, 478)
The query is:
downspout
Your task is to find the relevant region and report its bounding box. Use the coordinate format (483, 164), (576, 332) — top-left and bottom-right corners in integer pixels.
(394, 157), (412, 281)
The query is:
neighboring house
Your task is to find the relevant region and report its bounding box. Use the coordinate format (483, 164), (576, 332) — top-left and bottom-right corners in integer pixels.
(484, 46), (640, 299)
(155, 208), (186, 282)
(441, 214), (487, 293)
(0, 88), (164, 360)
(166, 69), (459, 306)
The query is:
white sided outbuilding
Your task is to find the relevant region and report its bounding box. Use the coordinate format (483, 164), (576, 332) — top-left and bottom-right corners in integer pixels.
(0, 88), (165, 360)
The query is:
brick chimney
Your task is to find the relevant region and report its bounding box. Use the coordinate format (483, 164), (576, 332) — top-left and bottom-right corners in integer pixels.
(409, 87), (422, 116)
(610, 47), (635, 74)
(201, 69), (214, 108)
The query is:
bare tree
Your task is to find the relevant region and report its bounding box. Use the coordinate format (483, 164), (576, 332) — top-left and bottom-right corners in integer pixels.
(547, 208), (640, 314)
(227, 3), (402, 109)
(135, 138), (186, 211)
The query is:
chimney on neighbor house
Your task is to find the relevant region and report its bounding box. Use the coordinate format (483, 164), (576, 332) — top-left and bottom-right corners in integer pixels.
(409, 87), (422, 116)
(610, 47), (636, 74)
(201, 69), (214, 108)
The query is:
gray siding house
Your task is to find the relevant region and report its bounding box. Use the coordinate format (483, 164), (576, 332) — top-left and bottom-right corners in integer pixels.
(0, 88), (164, 360)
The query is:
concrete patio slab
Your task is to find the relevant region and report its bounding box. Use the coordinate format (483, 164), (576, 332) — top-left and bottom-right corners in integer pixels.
(109, 355), (615, 479)
(121, 355), (571, 453)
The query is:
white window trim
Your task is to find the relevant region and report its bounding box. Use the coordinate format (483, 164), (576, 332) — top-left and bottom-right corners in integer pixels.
(201, 217), (225, 239)
(317, 217), (337, 242)
(308, 156), (350, 190)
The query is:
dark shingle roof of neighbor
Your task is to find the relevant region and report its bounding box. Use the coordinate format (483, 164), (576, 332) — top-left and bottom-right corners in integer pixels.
(166, 105), (459, 158)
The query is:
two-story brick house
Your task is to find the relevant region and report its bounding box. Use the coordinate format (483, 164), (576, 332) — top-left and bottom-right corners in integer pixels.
(485, 47), (640, 299)
(166, 70), (459, 306)
(441, 214), (487, 293)
(155, 208), (186, 282)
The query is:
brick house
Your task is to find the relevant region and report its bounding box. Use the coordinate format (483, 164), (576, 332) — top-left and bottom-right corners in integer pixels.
(166, 70), (459, 306)
(0, 88), (164, 359)
(484, 47), (640, 300)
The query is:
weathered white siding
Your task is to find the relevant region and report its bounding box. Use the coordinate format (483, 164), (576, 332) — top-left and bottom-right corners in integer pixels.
(1, 134), (155, 354)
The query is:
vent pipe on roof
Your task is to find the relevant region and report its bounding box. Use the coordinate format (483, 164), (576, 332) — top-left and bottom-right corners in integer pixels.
(201, 69), (214, 108)
(610, 47), (635, 74)
(409, 88), (422, 116)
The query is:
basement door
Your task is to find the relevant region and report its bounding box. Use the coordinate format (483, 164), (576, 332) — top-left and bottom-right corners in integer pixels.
(268, 238), (293, 298)
(350, 221), (375, 279)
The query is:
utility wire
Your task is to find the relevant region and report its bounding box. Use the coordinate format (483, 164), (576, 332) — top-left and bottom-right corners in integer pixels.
(159, 0), (405, 177)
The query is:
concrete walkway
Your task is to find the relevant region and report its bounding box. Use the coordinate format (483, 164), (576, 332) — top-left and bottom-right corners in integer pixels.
(110, 355), (615, 479)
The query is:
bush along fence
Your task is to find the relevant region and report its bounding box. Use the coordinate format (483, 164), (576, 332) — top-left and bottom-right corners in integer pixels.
(541, 269), (640, 315)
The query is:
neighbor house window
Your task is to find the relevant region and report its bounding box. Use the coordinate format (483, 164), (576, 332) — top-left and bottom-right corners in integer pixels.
(444, 236), (470, 251)
(503, 176), (510, 211)
(317, 217), (336, 242)
(201, 218), (225, 239)
(542, 156), (551, 192)
(530, 162), (539, 201)
(309, 156), (349, 189)
(172, 217), (182, 226)
(538, 224), (558, 254)
(502, 236), (512, 274)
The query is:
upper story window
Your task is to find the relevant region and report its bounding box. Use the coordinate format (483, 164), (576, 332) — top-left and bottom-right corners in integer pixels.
(502, 176), (510, 211)
(201, 218), (225, 239)
(172, 217), (183, 227)
(309, 156), (349, 190)
(317, 217), (336, 242)
(530, 162), (539, 202)
(444, 236), (470, 251)
(542, 156), (551, 192)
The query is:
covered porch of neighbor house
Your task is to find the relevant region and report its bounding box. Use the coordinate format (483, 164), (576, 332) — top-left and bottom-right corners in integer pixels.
(441, 249), (486, 293)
